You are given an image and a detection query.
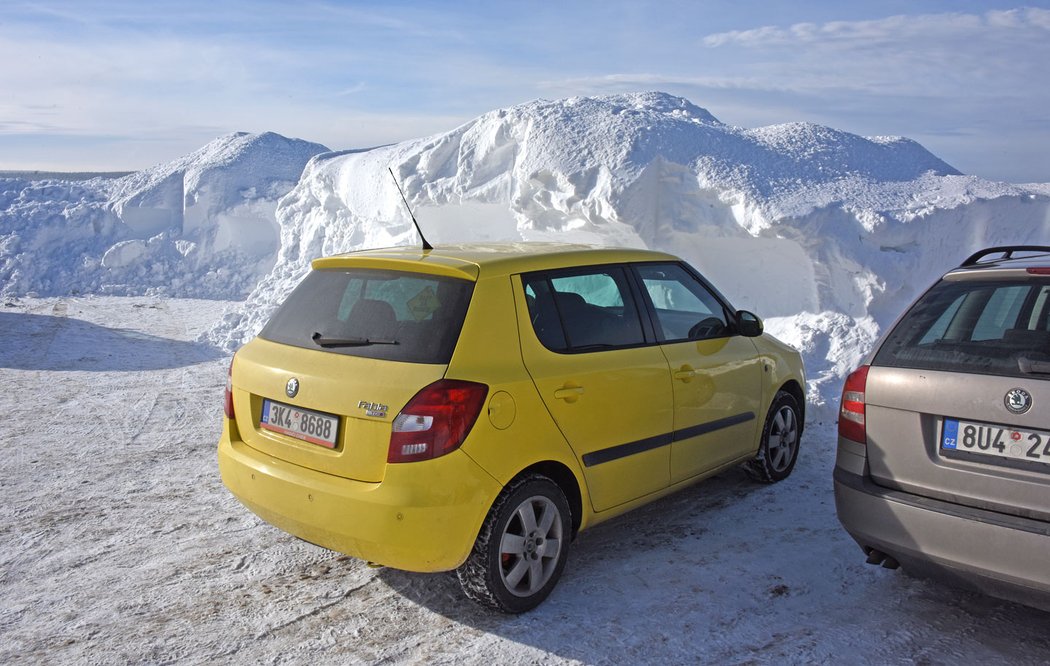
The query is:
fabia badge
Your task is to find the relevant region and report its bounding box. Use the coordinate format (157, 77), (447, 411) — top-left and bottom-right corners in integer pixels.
(1005, 388), (1032, 415)
(286, 378), (300, 399)
(359, 401), (388, 418)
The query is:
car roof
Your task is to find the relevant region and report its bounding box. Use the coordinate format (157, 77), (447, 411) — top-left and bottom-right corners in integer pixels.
(943, 246), (1050, 281)
(311, 243), (680, 280)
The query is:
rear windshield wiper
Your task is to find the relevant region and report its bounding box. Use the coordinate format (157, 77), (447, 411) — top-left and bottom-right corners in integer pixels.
(1018, 356), (1050, 375)
(311, 332), (399, 348)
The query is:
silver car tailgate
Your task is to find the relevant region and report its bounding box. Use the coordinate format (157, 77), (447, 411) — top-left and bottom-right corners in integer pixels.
(865, 366), (1050, 521)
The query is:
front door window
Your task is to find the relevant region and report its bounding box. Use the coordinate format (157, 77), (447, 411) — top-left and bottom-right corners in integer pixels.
(636, 263), (729, 341)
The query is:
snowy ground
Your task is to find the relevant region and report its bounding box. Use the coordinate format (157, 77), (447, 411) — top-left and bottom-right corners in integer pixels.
(2, 297), (1049, 665)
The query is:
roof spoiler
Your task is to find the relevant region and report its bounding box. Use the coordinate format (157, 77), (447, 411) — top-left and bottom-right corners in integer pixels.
(960, 245), (1050, 267)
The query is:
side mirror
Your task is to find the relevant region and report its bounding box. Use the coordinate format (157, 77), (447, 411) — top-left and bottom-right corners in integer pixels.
(735, 310), (763, 337)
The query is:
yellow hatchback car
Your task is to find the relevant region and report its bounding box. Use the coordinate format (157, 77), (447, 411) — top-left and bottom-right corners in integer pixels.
(218, 243), (806, 612)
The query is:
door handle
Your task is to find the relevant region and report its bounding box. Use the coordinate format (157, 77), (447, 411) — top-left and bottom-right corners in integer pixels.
(553, 386), (585, 402)
(673, 365), (695, 383)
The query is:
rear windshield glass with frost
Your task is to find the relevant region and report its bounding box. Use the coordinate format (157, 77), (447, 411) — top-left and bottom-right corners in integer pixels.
(873, 277), (1050, 379)
(259, 268), (474, 364)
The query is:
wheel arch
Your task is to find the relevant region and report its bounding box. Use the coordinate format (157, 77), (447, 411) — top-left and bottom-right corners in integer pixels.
(777, 379), (806, 435)
(510, 461), (583, 537)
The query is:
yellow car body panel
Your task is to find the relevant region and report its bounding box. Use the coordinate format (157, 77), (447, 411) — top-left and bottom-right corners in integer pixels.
(660, 336), (764, 483)
(517, 304), (675, 512)
(218, 421), (501, 571)
(753, 334), (808, 403)
(313, 243), (678, 279)
(312, 250), (481, 280)
(230, 338), (446, 482)
(448, 273), (589, 499)
(217, 242), (807, 576)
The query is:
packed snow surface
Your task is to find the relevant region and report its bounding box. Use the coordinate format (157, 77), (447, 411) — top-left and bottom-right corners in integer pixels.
(0, 132), (328, 299)
(4, 93), (1050, 661)
(2, 296), (1049, 663)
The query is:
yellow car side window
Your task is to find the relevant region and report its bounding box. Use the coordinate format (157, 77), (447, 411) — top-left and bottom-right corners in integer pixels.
(523, 267), (645, 352)
(637, 263), (729, 341)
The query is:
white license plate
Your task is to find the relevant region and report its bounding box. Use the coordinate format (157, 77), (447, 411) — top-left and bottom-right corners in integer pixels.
(261, 399), (339, 449)
(942, 418), (1050, 465)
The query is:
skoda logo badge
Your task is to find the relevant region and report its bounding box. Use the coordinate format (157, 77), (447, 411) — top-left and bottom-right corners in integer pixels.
(1005, 388), (1032, 415)
(285, 378), (300, 399)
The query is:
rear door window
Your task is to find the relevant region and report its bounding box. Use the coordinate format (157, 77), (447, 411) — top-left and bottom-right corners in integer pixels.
(874, 278), (1050, 378)
(260, 268), (473, 364)
(522, 267), (646, 352)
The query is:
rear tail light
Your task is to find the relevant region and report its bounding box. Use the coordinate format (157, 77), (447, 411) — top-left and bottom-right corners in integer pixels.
(838, 365), (870, 444)
(389, 379), (488, 463)
(223, 358), (235, 420)
(1027, 267), (1050, 275)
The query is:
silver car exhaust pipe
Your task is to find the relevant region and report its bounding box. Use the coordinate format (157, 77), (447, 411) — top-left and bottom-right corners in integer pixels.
(864, 548), (900, 570)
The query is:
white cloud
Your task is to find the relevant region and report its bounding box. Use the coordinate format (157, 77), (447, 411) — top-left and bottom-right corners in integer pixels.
(2, 2), (1048, 181)
(0, 25), (354, 144)
(693, 8), (1050, 99)
(703, 8), (1050, 48)
(540, 73), (795, 94)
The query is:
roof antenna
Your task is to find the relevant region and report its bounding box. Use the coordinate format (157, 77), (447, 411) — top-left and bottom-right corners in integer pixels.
(388, 167), (433, 251)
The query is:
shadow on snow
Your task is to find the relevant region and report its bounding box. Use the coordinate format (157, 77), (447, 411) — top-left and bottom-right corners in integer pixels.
(0, 311), (224, 371)
(375, 463), (1050, 663)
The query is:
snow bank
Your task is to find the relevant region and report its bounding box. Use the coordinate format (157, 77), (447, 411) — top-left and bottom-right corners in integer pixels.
(211, 93), (1050, 417)
(3, 93), (1048, 416)
(0, 132), (328, 299)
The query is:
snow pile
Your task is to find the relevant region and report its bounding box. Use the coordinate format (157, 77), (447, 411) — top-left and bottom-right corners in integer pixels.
(212, 93), (1050, 417)
(3, 93), (1047, 416)
(0, 132), (328, 299)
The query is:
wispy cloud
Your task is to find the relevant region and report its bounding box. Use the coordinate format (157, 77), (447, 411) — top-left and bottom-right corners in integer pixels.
(702, 8), (1050, 48)
(1, 2), (1047, 181)
(692, 8), (1050, 103)
(541, 73), (795, 94)
(334, 83), (369, 97)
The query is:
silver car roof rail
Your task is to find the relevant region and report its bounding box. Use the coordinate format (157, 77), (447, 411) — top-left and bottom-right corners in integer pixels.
(960, 246), (1050, 267)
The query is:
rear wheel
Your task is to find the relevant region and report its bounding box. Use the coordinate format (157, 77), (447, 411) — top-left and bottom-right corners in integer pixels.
(745, 390), (802, 483)
(457, 475), (571, 613)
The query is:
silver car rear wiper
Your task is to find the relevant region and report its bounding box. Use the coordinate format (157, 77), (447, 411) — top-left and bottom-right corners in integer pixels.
(311, 332), (399, 348)
(1018, 356), (1050, 375)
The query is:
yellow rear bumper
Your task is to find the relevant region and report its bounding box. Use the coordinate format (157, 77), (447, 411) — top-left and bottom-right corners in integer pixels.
(218, 421), (502, 572)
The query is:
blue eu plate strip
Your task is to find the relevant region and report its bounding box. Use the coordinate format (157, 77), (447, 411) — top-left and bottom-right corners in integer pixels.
(942, 418), (959, 449)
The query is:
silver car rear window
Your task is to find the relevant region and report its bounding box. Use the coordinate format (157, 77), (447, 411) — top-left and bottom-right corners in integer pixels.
(260, 268), (474, 364)
(874, 278), (1050, 379)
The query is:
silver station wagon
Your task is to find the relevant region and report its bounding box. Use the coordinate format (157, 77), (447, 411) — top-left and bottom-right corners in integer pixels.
(835, 245), (1050, 611)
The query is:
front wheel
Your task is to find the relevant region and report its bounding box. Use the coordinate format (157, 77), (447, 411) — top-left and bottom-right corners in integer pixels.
(744, 390), (802, 483)
(457, 475), (571, 613)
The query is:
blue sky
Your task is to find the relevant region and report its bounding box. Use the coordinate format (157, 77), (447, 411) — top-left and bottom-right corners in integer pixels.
(3, 1), (1049, 182)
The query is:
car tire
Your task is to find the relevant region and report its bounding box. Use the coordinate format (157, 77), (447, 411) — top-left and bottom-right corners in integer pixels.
(456, 474), (571, 613)
(744, 390), (802, 483)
